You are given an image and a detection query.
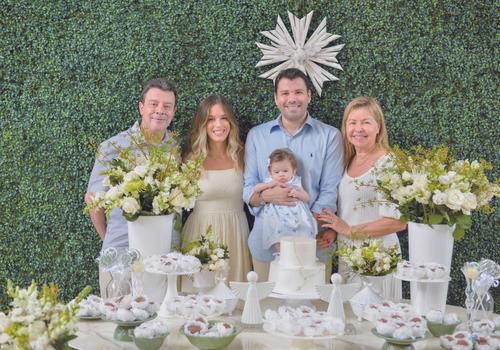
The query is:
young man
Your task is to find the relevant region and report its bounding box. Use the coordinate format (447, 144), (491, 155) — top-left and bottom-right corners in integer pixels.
(243, 68), (343, 281)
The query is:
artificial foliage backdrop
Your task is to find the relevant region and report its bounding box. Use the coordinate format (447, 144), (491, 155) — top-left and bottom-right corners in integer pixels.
(1, 0), (498, 310)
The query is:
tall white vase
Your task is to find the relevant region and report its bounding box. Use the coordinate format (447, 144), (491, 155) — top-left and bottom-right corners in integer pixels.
(408, 222), (454, 314)
(128, 214), (175, 303)
(362, 274), (395, 301)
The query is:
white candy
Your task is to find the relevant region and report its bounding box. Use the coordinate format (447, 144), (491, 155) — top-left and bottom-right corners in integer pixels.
(393, 326), (413, 340)
(443, 313), (459, 325)
(134, 319), (169, 338)
(116, 308), (135, 322)
(426, 310), (444, 323)
(376, 320), (395, 337)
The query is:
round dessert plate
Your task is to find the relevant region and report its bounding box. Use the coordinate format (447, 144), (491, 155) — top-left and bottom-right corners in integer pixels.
(78, 315), (102, 321)
(371, 328), (428, 349)
(103, 314), (158, 342)
(263, 323), (341, 340)
(393, 273), (451, 283)
(145, 268), (199, 276)
(269, 291), (319, 300)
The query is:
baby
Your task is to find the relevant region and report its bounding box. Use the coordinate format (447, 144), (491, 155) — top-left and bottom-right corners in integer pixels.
(254, 148), (318, 252)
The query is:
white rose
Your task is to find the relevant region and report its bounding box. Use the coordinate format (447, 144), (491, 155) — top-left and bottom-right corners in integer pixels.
(412, 173), (428, 191)
(216, 249), (225, 258)
(209, 263), (216, 271)
(133, 165), (148, 177)
(144, 175), (155, 186)
(471, 160), (480, 169)
(445, 189), (465, 211)
(432, 190), (447, 205)
(438, 171), (456, 185)
(105, 186), (122, 201)
(123, 172), (137, 183)
(383, 264), (391, 271)
(210, 255), (219, 262)
(121, 197), (141, 214)
(461, 192), (477, 215)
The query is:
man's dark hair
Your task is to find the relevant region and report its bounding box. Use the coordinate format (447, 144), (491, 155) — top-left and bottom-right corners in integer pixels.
(140, 78), (178, 105)
(274, 68), (312, 94)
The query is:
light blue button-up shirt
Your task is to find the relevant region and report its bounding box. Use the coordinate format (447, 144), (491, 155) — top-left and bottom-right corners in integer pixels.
(243, 114), (344, 262)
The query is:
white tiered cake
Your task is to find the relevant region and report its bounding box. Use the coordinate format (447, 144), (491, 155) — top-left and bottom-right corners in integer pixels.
(268, 236), (325, 296)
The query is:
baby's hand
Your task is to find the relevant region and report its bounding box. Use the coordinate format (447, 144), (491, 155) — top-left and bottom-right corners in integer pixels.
(288, 188), (299, 198)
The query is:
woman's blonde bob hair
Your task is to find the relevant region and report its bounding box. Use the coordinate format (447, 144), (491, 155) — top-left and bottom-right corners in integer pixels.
(185, 95), (244, 170)
(341, 96), (389, 168)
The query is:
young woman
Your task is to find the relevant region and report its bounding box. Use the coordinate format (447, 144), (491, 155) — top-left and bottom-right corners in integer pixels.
(182, 95), (251, 282)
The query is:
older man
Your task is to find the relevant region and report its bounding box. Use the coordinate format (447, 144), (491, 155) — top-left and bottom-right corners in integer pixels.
(85, 78), (177, 295)
(243, 68), (343, 281)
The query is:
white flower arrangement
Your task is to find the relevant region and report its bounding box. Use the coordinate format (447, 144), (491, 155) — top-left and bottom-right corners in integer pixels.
(370, 146), (499, 240)
(0, 280), (90, 350)
(182, 225), (230, 272)
(336, 239), (401, 277)
(86, 130), (204, 221)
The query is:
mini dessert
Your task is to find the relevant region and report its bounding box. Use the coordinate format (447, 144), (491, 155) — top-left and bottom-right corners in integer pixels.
(100, 294), (158, 322)
(77, 295), (102, 318)
(144, 252), (201, 274)
(425, 310), (444, 323)
(263, 305), (344, 337)
(166, 294), (226, 318)
(134, 319), (169, 338)
(396, 260), (449, 280)
(472, 319), (495, 335)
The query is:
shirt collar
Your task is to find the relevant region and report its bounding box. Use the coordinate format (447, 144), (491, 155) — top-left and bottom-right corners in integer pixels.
(134, 121), (171, 142)
(269, 113), (314, 134)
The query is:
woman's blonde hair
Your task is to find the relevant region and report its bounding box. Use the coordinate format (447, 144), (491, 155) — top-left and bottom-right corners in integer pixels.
(341, 96), (389, 168)
(185, 95), (244, 170)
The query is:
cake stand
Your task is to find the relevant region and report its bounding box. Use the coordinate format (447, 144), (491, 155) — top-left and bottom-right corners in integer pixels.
(269, 290), (319, 308)
(145, 268), (199, 318)
(371, 328), (428, 350)
(394, 273), (451, 314)
(105, 313), (157, 342)
(263, 323), (340, 347)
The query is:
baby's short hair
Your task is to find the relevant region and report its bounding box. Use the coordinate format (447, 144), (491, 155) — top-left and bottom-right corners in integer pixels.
(268, 148), (297, 170)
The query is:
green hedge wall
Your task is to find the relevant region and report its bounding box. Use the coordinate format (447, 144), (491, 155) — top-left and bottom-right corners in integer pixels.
(1, 0), (498, 311)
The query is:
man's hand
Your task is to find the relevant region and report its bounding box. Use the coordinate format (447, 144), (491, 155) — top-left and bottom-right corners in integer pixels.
(261, 184), (297, 206)
(84, 192), (106, 240)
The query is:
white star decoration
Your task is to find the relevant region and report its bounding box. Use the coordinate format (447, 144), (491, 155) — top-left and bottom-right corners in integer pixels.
(255, 11), (345, 96)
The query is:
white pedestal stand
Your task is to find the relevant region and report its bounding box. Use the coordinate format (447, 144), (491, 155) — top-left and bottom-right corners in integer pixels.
(145, 269), (198, 318)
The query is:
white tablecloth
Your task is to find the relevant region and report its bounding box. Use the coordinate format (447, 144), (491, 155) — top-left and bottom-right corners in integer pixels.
(70, 298), (468, 350)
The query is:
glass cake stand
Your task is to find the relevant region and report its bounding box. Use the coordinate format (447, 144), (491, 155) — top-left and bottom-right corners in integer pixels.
(145, 268), (199, 318)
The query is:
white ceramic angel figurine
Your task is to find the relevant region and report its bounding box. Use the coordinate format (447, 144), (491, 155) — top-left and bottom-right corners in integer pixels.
(230, 271), (274, 325)
(317, 273), (345, 322)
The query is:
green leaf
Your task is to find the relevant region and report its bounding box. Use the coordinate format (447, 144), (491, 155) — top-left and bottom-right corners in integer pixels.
(428, 213), (444, 225)
(453, 226), (465, 240)
(455, 215), (472, 229)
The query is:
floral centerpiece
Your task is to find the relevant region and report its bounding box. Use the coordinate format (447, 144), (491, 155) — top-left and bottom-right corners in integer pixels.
(0, 280), (90, 350)
(372, 145), (499, 240)
(86, 130), (204, 221)
(336, 239), (401, 277)
(182, 225), (229, 272)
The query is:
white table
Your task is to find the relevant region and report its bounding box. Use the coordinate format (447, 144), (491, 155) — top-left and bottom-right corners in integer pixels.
(71, 299), (468, 350)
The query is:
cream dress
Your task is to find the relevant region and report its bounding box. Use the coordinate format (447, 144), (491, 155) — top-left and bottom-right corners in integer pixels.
(182, 168), (252, 283)
(337, 155), (402, 300)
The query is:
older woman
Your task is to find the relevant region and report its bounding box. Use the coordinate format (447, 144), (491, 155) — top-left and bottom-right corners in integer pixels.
(182, 95), (251, 282)
(318, 96), (406, 298)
